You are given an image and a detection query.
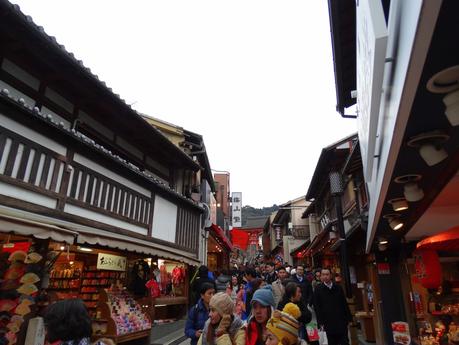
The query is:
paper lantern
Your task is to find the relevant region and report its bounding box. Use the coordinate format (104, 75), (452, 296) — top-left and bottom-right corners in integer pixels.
(413, 250), (442, 289)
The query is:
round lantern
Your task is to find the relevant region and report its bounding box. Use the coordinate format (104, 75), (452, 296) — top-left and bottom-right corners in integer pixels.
(413, 249), (442, 289)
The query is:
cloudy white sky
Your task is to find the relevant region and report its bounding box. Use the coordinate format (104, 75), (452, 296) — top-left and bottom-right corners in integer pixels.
(12, 0), (356, 208)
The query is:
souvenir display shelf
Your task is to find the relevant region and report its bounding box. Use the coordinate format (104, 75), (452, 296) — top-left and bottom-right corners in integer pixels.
(80, 267), (126, 310)
(92, 288), (151, 344)
(48, 261), (82, 295)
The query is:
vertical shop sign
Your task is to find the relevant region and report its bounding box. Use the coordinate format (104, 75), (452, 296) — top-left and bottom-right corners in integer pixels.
(97, 253), (127, 271)
(231, 192), (242, 227)
(210, 193), (217, 225)
(356, 0), (388, 181)
(275, 226), (281, 241)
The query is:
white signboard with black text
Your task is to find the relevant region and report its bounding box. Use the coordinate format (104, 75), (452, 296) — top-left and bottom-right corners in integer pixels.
(97, 253), (127, 271)
(231, 192), (242, 227)
(356, 0), (388, 181)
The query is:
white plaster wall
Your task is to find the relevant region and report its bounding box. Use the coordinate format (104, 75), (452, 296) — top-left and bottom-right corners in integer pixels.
(0, 113), (67, 156)
(72, 153), (151, 197)
(64, 204), (148, 236)
(151, 195), (177, 243)
(0, 181), (57, 209)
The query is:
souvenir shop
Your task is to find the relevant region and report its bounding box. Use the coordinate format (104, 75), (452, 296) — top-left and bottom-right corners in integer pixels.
(403, 227), (459, 345)
(0, 217), (194, 345)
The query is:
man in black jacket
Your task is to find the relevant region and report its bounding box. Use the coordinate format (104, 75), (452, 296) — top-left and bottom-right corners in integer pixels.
(313, 268), (352, 345)
(291, 265), (313, 306)
(263, 262), (277, 285)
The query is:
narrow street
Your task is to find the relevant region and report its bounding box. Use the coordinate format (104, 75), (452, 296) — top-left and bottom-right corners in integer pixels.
(0, 1), (459, 345)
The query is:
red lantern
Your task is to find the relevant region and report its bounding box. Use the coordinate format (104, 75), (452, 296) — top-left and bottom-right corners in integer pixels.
(413, 250), (442, 289)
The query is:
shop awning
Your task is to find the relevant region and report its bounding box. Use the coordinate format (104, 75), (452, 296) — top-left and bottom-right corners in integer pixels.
(290, 239), (311, 258)
(210, 224), (233, 251)
(0, 214), (77, 244)
(416, 226), (459, 251)
(77, 231), (200, 266)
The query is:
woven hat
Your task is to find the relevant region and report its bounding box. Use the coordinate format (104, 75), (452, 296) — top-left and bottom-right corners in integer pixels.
(209, 292), (234, 316)
(266, 303), (301, 345)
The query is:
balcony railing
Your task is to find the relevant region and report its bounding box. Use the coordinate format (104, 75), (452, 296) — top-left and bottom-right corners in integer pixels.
(291, 225), (310, 239)
(0, 123), (200, 252)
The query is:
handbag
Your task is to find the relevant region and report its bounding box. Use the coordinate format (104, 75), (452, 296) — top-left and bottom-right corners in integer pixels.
(318, 328), (328, 345)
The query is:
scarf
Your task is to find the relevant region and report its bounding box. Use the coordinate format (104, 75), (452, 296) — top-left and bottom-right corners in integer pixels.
(201, 316), (244, 345)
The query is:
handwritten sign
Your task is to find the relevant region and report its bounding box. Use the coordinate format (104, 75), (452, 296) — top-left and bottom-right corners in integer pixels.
(97, 253), (126, 272)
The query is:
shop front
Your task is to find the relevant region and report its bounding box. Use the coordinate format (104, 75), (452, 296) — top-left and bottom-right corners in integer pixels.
(0, 215), (77, 345)
(75, 229), (198, 325)
(207, 224), (232, 273)
(0, 214), (200, 345)
(398, 227), (459, 345)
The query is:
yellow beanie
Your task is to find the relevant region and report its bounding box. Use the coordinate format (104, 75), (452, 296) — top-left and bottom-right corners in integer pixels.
(266, 303), (301, 345)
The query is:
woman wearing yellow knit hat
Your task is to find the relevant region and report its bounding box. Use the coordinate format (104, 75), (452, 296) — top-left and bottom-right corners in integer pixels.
(265, 303), (305, 345)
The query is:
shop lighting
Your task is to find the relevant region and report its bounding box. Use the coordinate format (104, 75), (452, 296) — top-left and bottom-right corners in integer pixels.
(383, 214), (404, 231)
(377, 238), (388, 252)
(60, 246), (65, 250)
(394, 175), (424, 202)
(443, 89), (459, 126)
(69, 261), (74, 265)
(387, 198), (409, 212)
(426, 65), (459, 126)
(407, 131), (449, 166)
(79, 247), (93, 252)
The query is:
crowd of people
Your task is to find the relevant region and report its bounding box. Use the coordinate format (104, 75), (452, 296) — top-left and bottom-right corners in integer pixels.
(186, 264), (352, 345)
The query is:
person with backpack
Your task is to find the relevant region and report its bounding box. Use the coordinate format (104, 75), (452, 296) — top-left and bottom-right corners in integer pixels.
(185, 282), (216, 345)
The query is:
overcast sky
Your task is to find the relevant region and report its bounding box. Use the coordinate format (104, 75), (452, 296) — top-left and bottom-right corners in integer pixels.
(12, 0), (356, 208)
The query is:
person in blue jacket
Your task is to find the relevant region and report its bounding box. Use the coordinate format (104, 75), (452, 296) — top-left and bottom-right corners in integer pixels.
(185, 282), (215, 345)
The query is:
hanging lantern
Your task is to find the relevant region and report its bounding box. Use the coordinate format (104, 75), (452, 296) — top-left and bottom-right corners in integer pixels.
(413, 250), (442, 289)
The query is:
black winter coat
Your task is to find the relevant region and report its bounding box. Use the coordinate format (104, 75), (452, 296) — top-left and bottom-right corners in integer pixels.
(291, 275), (313, 306)
(312, 283), (352, 335)
(277, 298), (312, 325)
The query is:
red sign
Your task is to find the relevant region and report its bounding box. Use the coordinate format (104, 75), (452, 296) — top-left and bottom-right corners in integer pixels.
(1, 242), (31, 253)
(231, 229), (250, 250)
(377, 263), (390, 275)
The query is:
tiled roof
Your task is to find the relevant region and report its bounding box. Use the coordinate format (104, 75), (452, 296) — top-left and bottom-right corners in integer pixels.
(1, 0), (200, 170)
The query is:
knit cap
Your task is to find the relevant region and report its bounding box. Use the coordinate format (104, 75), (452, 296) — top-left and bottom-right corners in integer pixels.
(266, 303), (301, 345)
(251, 285), (275, 308)
(209, 292), (234, 316)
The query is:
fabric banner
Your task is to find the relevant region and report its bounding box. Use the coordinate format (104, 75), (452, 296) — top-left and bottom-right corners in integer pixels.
(230, 229), (250, 250)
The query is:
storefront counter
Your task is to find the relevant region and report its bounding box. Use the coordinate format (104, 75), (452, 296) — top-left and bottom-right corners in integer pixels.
(154, 296), (187, 306)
